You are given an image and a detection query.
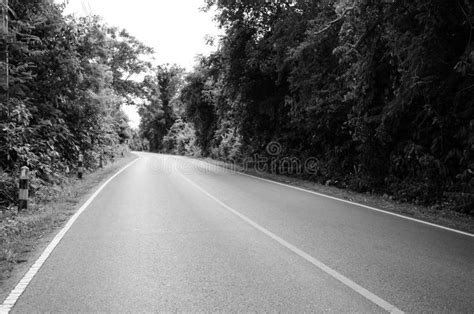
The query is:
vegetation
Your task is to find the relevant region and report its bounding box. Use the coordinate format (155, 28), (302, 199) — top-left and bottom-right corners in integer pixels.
(0, 0), (151, 212)
(140, 0), (473, 213)
(138, 65), (184, 152)
(2, 0), (472, 214)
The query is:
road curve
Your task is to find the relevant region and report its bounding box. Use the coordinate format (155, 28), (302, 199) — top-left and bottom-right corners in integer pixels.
(7, 152), (474, 312)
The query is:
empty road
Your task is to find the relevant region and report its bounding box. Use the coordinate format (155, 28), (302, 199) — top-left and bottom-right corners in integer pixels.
(4, 152), (474, 312)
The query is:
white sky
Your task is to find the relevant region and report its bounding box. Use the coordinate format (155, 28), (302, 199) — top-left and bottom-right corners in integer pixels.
(59, 0), (222, 129)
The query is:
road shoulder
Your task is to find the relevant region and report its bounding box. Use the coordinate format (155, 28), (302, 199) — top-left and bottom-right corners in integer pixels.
(0, 153), (139, 302)
(199, 157), (474, 235)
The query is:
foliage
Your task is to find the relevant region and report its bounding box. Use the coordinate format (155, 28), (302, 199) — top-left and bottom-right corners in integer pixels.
(0, 0), (153, 211)
(162, 118), (201, 156)
(172, 0), (474, 212)
(128, 129), (148, 151)
(138, 65), (184, 151)
(180, 61), (217, 155)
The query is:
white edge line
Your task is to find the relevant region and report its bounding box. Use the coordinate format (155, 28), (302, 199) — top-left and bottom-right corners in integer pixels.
(175, 168), (404, 314)
(195, 159), (473, 238)
(0, 158), (139, 314)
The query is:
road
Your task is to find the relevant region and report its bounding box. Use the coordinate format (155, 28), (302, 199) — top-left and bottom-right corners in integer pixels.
(4, 152), (474, 312)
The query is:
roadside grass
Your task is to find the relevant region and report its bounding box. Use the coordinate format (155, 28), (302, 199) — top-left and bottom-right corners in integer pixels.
(0, 153), (138, 301)
(200, 158), (474, 235)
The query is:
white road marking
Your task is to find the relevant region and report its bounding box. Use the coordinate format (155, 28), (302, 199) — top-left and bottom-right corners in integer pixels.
(175, 166), (404, 314)
(187, 157), (473, 238)
(0, 158), (139, 314)
(236, 172), (474, 238)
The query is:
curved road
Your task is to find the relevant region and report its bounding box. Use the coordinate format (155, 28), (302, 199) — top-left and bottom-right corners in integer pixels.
(5, 152), (474, 312)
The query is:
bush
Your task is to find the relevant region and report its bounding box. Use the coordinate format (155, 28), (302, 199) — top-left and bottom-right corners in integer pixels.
(0, 171), (17, 212)
(162, 119), (201, 156)
(210, 123), (243, 162)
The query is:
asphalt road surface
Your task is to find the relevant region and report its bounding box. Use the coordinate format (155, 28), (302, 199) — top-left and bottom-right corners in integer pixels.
(6, 152), (474, 312)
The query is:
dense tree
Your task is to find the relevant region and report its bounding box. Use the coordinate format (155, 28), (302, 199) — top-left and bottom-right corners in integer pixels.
(174, 0), (474, 212)
(138, 65), (184, 151)
(180, 61), (217, 155)
(9, 0), (470, 213)
(162, 118), (200, 156)
(0, 0), (153, 210)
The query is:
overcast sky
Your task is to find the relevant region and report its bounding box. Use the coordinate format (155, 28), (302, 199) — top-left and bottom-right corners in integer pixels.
(59, 0), (222, 128)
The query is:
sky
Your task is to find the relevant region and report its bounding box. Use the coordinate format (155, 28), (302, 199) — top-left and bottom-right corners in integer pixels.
(59, 0), (222, 129)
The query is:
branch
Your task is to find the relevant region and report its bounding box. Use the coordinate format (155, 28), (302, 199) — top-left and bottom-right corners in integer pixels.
(347, 18), (381, 52)
(458, 0), (472, 50)
(346, 3), (397, 53)
(314, 6), (355, 36)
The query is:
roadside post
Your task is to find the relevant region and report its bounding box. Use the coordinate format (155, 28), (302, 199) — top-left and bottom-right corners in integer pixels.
(78, 153), (84, 179)
(99, 150), (103, 168)
(18, 166), (29, 211)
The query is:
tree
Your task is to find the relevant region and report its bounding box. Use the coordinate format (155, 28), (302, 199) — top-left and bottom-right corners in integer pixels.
(138, 64), (184, 151)
(180, 61), (216, 155)
(0, 1), (153, 210)
(177, 0), (474, 211)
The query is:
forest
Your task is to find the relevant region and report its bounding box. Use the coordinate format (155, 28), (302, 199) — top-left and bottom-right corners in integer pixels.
(140, 0), (473, 213)
(1, 0), (473, 214)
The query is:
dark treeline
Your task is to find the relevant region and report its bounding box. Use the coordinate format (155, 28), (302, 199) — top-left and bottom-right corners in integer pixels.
(142, 0), (473, 212)
(0, 0), (152, 210)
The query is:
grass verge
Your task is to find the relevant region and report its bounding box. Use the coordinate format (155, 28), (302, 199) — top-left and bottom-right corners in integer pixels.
(201, 158), (474, 235)
(0, 153), (138, 301)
